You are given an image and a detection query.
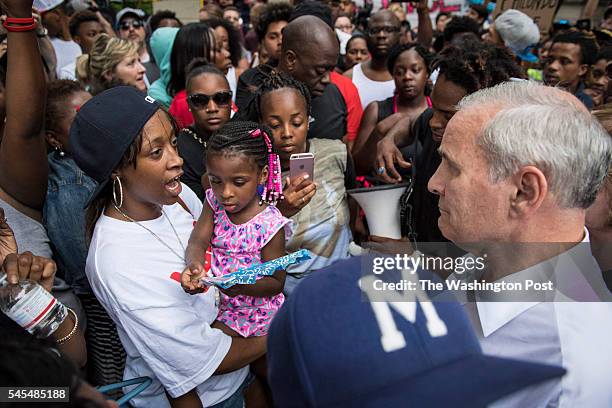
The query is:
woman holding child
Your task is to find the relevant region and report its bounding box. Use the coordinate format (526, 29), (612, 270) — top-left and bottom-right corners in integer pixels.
(71, 86), (266, 407)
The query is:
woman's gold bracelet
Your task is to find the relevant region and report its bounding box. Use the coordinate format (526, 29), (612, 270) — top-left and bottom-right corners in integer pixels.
(56, 307), (78, 345)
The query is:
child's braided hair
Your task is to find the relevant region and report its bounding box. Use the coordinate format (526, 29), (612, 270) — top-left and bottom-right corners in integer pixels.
(206, 120), (284, 205)
(254, 70), (312, 120)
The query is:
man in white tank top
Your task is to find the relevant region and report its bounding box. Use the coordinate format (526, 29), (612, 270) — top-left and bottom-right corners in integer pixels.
(344, 10), (399, 109)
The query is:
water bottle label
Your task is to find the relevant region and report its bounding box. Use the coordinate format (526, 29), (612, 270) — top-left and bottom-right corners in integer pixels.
(8, 285), (57, 332)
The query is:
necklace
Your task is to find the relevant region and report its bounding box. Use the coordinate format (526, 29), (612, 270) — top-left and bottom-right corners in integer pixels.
(113, 205), (186, 262)
(182, 127), (207, 148)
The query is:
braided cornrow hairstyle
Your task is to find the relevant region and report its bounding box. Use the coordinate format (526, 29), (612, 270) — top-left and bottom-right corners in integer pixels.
(206, 121), (284, 205)
(254, 70), (312, 120)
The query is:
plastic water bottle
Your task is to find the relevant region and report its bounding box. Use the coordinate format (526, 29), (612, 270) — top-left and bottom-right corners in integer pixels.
(0, 273), (68, 338)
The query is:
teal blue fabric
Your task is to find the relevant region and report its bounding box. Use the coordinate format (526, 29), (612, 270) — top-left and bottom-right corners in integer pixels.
(147, 27), (179, 108)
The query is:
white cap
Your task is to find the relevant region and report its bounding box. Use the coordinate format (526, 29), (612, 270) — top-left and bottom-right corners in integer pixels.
(495, 10), (540, 55)
(33, 0), (64, 13)
(68, 0), (90, 13)
(116, 7), (146, 24)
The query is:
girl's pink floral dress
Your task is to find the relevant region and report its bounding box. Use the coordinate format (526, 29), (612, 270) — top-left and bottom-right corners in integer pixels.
(206, 188), (292, 337)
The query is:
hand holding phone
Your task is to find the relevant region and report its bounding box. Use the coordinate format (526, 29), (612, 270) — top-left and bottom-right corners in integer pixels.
(277, 154), (316, 217)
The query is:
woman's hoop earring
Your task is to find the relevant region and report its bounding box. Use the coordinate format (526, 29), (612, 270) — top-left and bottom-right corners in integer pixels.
(112, 176), (124, 208)
(54, 145), (65, 157)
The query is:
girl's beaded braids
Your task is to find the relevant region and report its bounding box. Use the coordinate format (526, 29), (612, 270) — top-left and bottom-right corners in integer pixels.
(206, 121), (284, 205)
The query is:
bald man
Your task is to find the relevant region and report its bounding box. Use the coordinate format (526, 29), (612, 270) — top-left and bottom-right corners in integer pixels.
(236, 15), (348, 141)
(344, 10), (401, 109)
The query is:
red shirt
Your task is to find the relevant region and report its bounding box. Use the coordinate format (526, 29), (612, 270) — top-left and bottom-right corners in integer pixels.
(169, 90), (192, 130)
(330, 71), (363, 142)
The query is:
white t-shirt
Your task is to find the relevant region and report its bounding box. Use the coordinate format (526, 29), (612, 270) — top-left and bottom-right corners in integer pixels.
(59, 61), (76, 80)
(50, 38), (82, 78)
(86, 184), (248, 407)
(352, 62), (395, 110)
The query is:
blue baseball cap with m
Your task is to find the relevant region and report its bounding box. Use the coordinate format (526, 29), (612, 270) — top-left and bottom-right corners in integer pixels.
(268, 256), (565, 407)
(69, 86), (161, 208)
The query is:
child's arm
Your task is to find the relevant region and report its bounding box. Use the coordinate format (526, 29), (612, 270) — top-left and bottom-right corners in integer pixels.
(221, 229), (287, 298)
(181, 201), (214, 292)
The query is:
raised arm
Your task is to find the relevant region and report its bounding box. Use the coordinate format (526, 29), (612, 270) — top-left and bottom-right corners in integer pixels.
(90, 1), (115, 37)
(352, 101), (380, 172)
(353, 112), (412, 177)
(0, 0), (48, 211)
(373, 114), (416, 183)
(415, 0), (433, 49)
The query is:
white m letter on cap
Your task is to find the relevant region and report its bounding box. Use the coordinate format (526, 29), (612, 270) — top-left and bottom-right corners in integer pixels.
(360, 269), (448, 352)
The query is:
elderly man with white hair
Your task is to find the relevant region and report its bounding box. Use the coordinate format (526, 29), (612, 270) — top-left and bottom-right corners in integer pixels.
(428, 81), (612, 407)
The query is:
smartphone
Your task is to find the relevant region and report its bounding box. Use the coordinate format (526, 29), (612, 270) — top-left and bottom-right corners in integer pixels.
(290, 153), (315, 181)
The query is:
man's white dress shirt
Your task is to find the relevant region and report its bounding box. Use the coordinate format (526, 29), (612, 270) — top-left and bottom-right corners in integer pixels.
(449, 231), (612, 407)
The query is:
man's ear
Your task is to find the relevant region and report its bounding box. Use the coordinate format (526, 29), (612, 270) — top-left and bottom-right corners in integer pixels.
(509, 166), (548, 218)
(578, 63), (589, 79)
(284, 50), (297, 72)
(73, 35), (82, 47)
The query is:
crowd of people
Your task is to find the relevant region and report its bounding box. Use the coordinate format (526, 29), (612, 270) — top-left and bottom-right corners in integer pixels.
(1, 0), (612, 407)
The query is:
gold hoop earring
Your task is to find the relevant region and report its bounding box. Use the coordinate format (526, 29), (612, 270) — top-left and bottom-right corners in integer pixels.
(112, 176), (124, 208)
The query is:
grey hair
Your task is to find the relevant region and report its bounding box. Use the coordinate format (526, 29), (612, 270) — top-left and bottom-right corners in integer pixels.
(458, 80), (612, 209)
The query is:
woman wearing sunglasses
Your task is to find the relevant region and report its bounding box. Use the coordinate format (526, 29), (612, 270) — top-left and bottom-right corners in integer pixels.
(178, 59), (233, 200)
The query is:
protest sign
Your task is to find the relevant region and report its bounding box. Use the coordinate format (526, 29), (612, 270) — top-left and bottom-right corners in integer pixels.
(369, 0), (467, 28)
(492, 0), (560, 32)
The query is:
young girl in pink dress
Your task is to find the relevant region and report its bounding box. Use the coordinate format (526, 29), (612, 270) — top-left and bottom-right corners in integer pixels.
(181, 120), (291, 339)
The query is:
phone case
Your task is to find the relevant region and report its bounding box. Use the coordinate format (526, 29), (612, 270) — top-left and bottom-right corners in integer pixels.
(290, 153), (315, 180)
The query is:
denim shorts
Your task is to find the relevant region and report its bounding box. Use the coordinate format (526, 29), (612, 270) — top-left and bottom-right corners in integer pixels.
(209, 372), (255, 408)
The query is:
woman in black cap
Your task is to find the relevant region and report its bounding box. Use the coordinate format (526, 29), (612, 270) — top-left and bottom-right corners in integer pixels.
(70, 87), (266, 407)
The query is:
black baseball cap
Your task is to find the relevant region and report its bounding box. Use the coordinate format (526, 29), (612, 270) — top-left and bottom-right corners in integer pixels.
(69, 86), (161, 208)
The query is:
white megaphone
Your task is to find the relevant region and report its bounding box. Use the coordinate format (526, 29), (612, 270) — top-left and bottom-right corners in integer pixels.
(348, 183), (411, 239)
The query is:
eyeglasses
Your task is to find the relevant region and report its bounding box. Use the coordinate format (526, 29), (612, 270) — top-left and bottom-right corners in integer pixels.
(367, 26), (400, 36)
(188, 91), (233, 109)
(119, 20), (144, 31)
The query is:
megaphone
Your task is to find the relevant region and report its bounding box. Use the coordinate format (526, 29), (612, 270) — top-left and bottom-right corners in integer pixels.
(348, 183), (411, 239)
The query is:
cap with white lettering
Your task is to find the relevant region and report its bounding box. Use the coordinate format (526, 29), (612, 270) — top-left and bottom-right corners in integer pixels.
(268, 255), (565, 407)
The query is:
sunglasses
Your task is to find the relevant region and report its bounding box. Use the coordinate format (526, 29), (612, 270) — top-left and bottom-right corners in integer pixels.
(188, 91), (233, 109)
(119, 20), (144, 31)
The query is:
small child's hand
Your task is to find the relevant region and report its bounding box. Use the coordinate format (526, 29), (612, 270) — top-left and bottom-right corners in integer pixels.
(181, 261), (208, 294)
